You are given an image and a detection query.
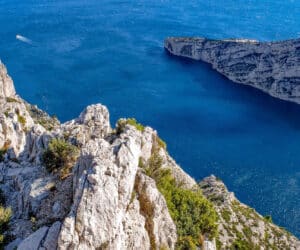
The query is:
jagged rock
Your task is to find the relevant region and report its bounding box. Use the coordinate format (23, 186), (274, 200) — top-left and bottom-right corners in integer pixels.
(4, 238), (22, 250)
(61, 104), (111, 147)
(42, 221), (61, 250)
(134, 170), (177, 249)
(139, 127), (196, 189)
(1, 164), (46, 220)
(164, 37), (300, 104)
(0, 95), (35, 156)
(29, 177), (55, 214)
(200, 175), (300, 249)
(20, 124), (50, 164)
(0, 61), (15, 98)
(57, 124), (177, 249)
(18, 226), (49, 250)
(52, 201), (61, 215)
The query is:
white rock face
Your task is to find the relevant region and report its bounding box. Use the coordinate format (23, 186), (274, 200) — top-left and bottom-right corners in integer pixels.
(58, 125), (177, 250)
(0, 61), (15, 98)
(61, 104), (111, 147)
(164, 37), (300, 104)
(134, 171), (177, 249)
(0, 96), (36, 156)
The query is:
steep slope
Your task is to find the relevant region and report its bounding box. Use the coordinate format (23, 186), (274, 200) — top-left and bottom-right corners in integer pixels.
(164, 37), (300, 104)
(0, 60), (299, 250)
(200, 176), (300, 249)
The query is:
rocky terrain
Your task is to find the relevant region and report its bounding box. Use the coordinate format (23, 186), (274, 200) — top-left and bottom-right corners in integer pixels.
(164, 37), (300, 104)
(0, 60), (299, 249)
(200, 176), (300, 249)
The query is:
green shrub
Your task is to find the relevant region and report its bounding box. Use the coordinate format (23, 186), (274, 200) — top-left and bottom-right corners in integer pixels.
(176, 236), (197, 250)
(0, 149), (6, 162)
(0, 207), (12, 229)
(221, 209), (231, 223)
(5, 97), (19, 103)
(42, 138), (79, 179)
(17, 114), (26, 128)
(0, 192), (12, 248)
(0, 141), (10, 162)
(141, 150), (218, 248)
(136, 182), (156, 249)
(157, 137), (166, 149)
(230, 238), (252, 250)
(116, 118), (145, 134)
(264, 215), (273, 223)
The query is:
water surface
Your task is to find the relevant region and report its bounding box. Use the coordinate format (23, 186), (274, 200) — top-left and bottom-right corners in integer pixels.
(0, 0), (299, 236)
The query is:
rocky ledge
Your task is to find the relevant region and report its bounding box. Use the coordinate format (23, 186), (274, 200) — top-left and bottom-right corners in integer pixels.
(164, 37), (300, 104)
(0, 60), (299, 250)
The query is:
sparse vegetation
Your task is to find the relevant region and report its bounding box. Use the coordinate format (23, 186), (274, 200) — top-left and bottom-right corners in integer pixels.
(116, 118), (145, 134)
(140, 144), (218, 249)
(156, 137), (166, 149)
(42, 138), (79, 179)
(230, 237), (253, 250)
(0, 190), (12, 248)
(0, 149), (6, 162)
(134, 177), (156, 250)
(17, 114), (26, 128)
(221, 208), (231, 223)
(15, 109), (26, 129)
(26, 104), (59, 131)
(0, 141), (10, 162)
(176, 236), (197, 250)
(5, 97), (19, 103)
(264, 215), (273, 223)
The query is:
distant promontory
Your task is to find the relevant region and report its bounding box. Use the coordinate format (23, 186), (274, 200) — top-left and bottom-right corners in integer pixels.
(165, 37), (300, 104)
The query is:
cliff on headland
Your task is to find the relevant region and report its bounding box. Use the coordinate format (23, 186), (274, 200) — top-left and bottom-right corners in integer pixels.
(0, 60), (299, 250)
(164, 37), (300, 104)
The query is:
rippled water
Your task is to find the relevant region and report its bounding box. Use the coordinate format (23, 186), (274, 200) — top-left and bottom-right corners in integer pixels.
(0, 0), (299, 236)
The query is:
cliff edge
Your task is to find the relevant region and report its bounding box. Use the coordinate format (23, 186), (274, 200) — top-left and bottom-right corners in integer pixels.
(0, 61), (299, 250)
(164, 37), (300, 104)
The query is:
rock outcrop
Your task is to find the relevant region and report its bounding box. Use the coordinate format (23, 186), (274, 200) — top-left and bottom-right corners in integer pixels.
(0, 60), (299, 250)
(164, 37), (300, 104)
(0, 61), (15, 98)
(200, 176), (300, 250)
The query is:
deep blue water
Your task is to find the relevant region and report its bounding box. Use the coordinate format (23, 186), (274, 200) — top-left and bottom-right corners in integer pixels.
(0, 0), (300, 237)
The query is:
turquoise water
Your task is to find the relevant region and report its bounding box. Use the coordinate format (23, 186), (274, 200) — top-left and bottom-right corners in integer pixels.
(0, 0), (300, 236)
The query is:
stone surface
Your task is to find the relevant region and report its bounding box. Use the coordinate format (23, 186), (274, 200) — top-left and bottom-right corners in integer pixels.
(0, 61), (15, 98)
(165, 37), (300, 104)
(200, 175), (300, 249)
(42, 221), (61, 250)
(18, 226), (49, 250)
(4, 238), (22, 250)
(58, 126), (177, 250)
(134, 171), (177, 249)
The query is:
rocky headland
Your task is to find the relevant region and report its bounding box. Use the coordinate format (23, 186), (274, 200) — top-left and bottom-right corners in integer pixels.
(0, 60), (299, 249)
(164, 37), (300, 104)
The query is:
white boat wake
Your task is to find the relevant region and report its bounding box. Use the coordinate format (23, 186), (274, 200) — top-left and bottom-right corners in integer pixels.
(16, 34), (33, 45)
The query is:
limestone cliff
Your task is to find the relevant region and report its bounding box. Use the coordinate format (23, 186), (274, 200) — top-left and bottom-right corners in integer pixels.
(200, 176), (300, 249)
(0, 61), (299, 250)
(164, 37), (300, 104)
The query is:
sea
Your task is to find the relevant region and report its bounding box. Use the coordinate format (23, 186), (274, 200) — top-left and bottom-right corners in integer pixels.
(0, 0), (299, 237)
